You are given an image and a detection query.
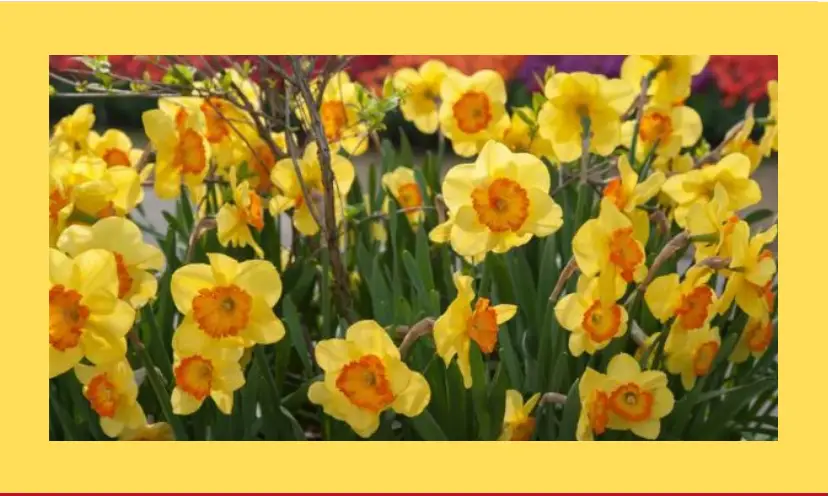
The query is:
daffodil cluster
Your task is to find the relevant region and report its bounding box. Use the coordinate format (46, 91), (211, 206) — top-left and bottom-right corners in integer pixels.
(49, 55), (777, 442)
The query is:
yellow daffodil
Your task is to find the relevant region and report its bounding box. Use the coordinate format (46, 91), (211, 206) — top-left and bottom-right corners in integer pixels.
(499, 390), (541, 441)
(719, 221), (777, 320)
(75, 360), (146, 438)
(665, 325), (721, 390)
(721, 105), (765, 173)
(433, 273), (517, 388)
(118, 422), (175, 441)
(50, 103), (95, 159)
(49, 155), (142, 221)
(577, 367), (612, 441)
(651, 153), (695, 175)
(661, 152), (762, 227)
(500, 106), (556, 161)
(645, 266), (718, 352)
(556, 275), (628, 356)
(243, 131), (287, 195)
(394, 60), (449, 134)
(192, 95), (253, 170)
(537, 72), (634, 162)
(142, 98), (211, 199)
(269, 142), (356, 236)
(85, 129), (153, 209)
(621, 102), (702, 163)
(56, 217), (165, 309)
(578, 354), (675, 440)
(685, 183), (738, 262)
(49, 249), (136, 378)
(308, 320), (431, 438)
(760, 80), (778, 155)
(89, 129), (144, 168)
(49, 154), (145, 237)
(730, 315), (775, 364)
(170, 253), (286, 351)
(603, 155), (665, 244)
(439, 69), (509, 157)
(573, 197), (648, 297)
(621, 55), (709, 106)
(429, 140), (562, 259)
(298, 71), (369, 156)
(382, 166), (425, 226)
(171, 339), (245, 416)
(217, 167), (266, 258)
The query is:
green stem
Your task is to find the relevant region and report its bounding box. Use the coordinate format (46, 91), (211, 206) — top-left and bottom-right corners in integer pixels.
(130, 332), (188, 440)
(628, 69), (659, 166)
(254, 345), (284, 409)
(141, 306), (174, 380)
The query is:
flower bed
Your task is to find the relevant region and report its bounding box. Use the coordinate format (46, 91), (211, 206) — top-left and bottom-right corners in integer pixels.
(50, 55), (776, 147)
(49, 55), (778, 441)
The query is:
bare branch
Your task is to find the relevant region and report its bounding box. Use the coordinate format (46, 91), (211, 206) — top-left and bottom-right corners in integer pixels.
(289, 56), (355, 323)
(549, 257), (579, 303)
(397, 317), (436, 358)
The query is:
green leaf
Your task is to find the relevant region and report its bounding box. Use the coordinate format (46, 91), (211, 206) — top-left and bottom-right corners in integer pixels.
(696, 377), (777, 440)
(744, 208), (775, 226)
(515, 108), (535, 128)
(162, 64), (197, 86)
(399, 129), (414, 166)
(469, 343), (492, 440)
(402, 250), (430, 314)
(507, 251), (538, 332)
(410, 410), (448, 441)
(415, 227), (436, 293)
(498, 321), (524, 389)
(531, 92), (547, 113)
(282, 296), (314, 376)
(162, 211), (188, 239)
(557, 378), (582, 440)
(381, 139), (397, 173)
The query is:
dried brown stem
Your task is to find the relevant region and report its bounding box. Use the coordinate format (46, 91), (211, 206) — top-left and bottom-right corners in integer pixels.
(622, 73), (652, 121)
(697, 256), (732, 271)
(397, 318), (436, 358)
(650, 209), (670, 238)
(694, 120), (745, 168)
(635, 230), (690, 295)
(549, 257), (580, 303)
(185, 217), (217, 263)
(540, 392), (568, 406)
(289, 56), (355, 324)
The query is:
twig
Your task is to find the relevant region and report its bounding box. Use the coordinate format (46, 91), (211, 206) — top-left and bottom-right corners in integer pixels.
(435, 194), (448, 224)
(185, 217), (217, 263)
(628, 230), (690, 304)
(135, 143), (154, 174)
(650, 209), (670, 238)
(549, 257), (579, 303)
(622, 71), (653, 121)
(289, 56), (356, 324)
(694, 120), (746, 168)
(540, 392), (568, 406)
(283, 83), (324, 232)
(697, 256), (732, 271)
(397, 317), (436, 358)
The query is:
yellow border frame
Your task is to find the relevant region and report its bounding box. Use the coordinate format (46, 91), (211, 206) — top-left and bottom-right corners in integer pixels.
(1, 1), (822, 492)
